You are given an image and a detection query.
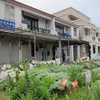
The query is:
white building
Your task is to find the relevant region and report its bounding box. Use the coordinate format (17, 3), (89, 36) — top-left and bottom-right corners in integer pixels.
(53, 7), (100, 59)
(0, 0), (87, 64)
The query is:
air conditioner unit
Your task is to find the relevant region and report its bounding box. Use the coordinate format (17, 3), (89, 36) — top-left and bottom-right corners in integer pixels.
(20, 23), (27, 30)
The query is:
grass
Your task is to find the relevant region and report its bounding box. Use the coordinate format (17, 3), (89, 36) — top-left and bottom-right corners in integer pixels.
(0, 91), (10, 100)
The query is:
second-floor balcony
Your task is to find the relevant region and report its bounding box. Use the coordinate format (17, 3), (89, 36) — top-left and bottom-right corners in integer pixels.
(57, 32), (71, 39)
(22, 11), (51, 34)
(27, 26), (51, 34)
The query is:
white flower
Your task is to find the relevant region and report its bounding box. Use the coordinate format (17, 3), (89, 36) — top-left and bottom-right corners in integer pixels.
(15, 68), (19, 71)
(20, 65), (24, 69)
(19, 71), (25, 76)
(7, 65), (11, 69)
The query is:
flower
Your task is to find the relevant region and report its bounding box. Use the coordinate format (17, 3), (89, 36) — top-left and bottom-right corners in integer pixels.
(72, 80), (78, 89)
(61, 78), (68, 89)
(85, 57), (88, 60)
(67, 87), (71, 93)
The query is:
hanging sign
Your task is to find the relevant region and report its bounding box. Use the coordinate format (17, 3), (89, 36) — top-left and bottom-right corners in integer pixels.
(0, 19), (15, 31)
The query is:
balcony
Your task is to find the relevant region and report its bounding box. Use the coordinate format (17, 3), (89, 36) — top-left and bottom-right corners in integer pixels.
(57, 32), (71, 38)
(24, 26), (51, 34)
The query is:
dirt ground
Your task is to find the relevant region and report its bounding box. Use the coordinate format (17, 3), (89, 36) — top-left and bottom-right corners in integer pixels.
(0, 91), (10, 100)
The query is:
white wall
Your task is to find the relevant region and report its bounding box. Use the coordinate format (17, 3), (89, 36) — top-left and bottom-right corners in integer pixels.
(50, 17), (57, 35)
(71, 26), (79, 39)
(0, 0), (5, 19)
(15, 6), (22, 28)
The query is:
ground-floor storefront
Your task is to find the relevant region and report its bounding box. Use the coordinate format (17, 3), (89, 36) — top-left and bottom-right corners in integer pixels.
(0, 30), (88, 64)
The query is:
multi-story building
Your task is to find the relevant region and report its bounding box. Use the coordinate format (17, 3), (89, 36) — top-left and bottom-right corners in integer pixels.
(0, 0), (88, 64)
(54, 7), (100, 59)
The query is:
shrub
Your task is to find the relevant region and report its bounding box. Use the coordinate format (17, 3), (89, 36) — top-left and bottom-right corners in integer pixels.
(91, 71), (100, 82)
(87, 82), (100, 100)
(67, 65), (85, 87)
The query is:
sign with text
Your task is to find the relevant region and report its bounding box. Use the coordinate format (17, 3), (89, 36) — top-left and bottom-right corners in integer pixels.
(0, 19), (15, 31)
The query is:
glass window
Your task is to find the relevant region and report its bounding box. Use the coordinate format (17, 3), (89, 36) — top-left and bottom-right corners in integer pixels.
(55, 24), (64, 34)
(22, 13), (38, 30)
(92, 37), (95, 41)
(98, 39), (100, 42)
(93, 45), (96, 54)
(84, 29), (88, 35)
(98, 46), (100, 54)
(96, 33), (98, 37)
(74, 27), (77, 36)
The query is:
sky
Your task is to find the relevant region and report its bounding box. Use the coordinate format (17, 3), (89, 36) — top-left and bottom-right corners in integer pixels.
(16, 0), (100, 27)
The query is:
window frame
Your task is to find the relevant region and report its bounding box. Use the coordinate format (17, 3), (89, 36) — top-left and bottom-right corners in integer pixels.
(73, 27), (77, 36)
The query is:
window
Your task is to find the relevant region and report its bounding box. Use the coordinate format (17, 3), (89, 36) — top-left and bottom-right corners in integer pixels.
(92, 37), (95, 41)
(5, 4), (15, 21)
(98, 46), (100, 54)
(22, 12), (38, 30)
(55, 24), (64, 34)
(46, 20), (49, 29)
(96, 33), (99, 37)
(93, 45), (96, 54)
(74, 27), (77, 36)
(98, 39), (100, 42)
(84, 29), (88, 35)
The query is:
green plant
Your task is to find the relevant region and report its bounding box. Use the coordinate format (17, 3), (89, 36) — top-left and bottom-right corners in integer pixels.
(92, 71), (100, 82)
(88, 82), (100, 100)
(67, 65), (85, 87)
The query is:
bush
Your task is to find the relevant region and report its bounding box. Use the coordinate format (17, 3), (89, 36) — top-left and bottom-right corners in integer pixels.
(67, 65), (85, 87)
(91, 71), (100, 82)
(87, 82), (100, 100)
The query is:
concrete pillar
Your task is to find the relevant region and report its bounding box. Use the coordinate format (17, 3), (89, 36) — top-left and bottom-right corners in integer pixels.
(71, 26), (73, 38)
(90, 44), (93, 54)
(77, 28), (79, 39)
(70, 45), (74, 62)
(19, 37), (22, 61)
(50, 17), (57, 35)
(28, 39), (31, 59)
(77, 45), (80, 58)
(59, 39), (62, 63)
(96, 45), (98, 54)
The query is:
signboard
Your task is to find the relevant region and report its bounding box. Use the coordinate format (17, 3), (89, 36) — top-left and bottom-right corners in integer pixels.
(85, 70), (91, 85)
(0, 19), (15, 31)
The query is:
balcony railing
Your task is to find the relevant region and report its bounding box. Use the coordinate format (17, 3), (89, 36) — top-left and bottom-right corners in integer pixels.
(57, 32), (71, 38)
(27, 26), (51, 34)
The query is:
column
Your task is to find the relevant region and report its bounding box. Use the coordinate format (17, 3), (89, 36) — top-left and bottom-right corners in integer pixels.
(34, 33), (36, 60)
(96, 45), (98, 54)
(70, 45), (74, 62)
(77, 45), (80, 58)
(19, 37), (22, 61)
(59, 39), (62, 63)
(50, 17), (57, 35)
(28, 39), (31, 59)
(71, 26), (73, 38)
